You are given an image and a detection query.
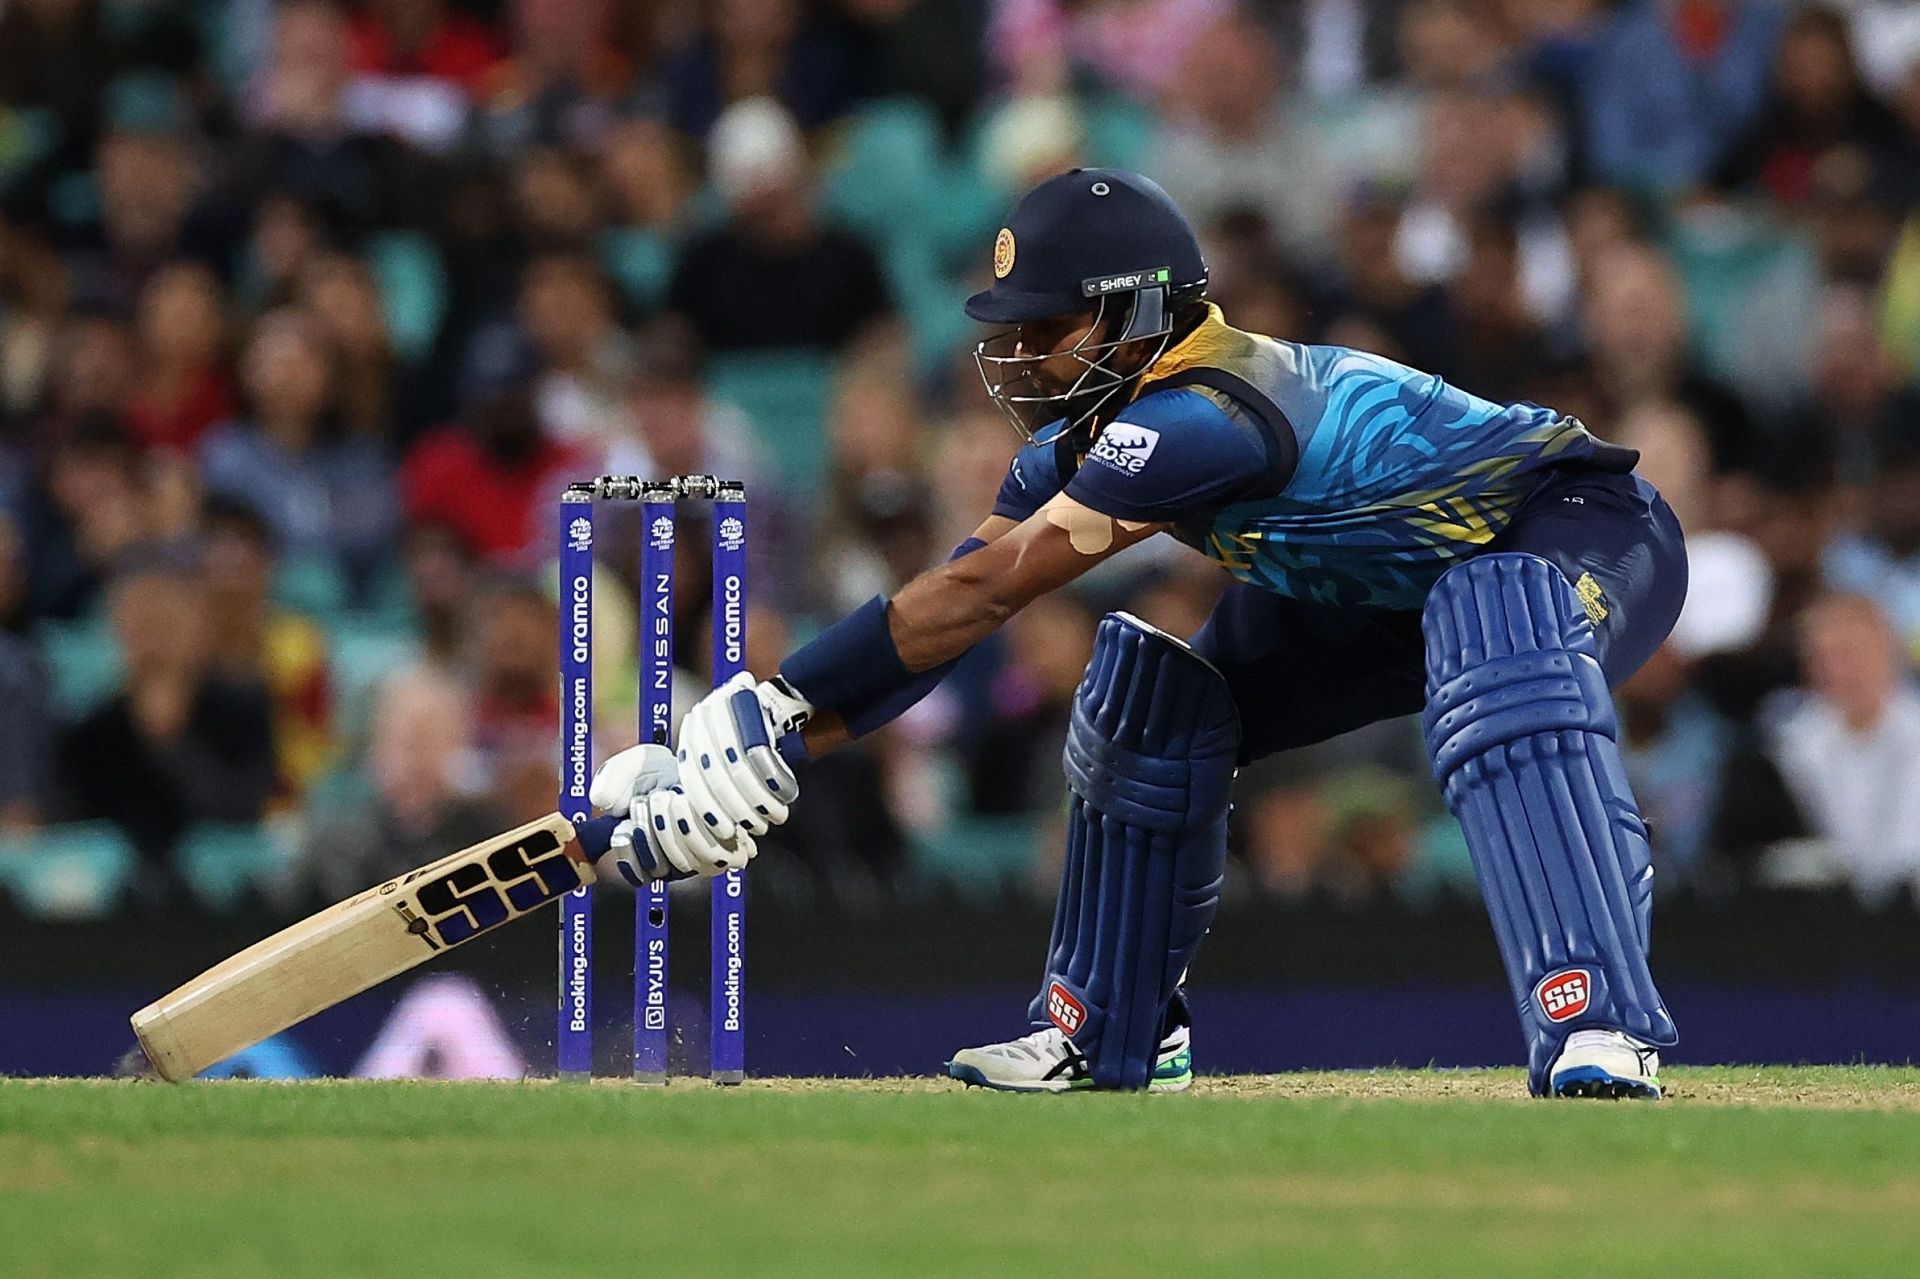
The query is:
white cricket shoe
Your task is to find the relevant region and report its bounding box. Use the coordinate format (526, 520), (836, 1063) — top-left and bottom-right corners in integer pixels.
(1549, 1028), (1662, 1099)
(945, 1023), (1192, 1093)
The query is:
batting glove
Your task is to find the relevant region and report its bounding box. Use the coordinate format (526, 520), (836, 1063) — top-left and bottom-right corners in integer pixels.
(675, 673), (809, 836)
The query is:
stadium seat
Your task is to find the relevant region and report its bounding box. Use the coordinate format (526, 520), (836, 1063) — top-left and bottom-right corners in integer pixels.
(820, 99), (946, 244)
(0, 822), (140, 919)
(913, 815), (1039, 898)
(327, 619), (423, 745)
(366, 232), (448, 365)
(174, 822), (300, 912)
(37, 618), (124, 716)
(599, 226), (676, 313)
(273, 552), (351, 618)
(704, 351), (835, 496)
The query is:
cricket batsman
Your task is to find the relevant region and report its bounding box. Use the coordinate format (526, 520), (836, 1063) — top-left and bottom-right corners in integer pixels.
(584, 169), (1684, 1099)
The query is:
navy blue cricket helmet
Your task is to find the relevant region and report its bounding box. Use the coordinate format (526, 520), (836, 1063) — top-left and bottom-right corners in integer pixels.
(968, 168), (1209, 445)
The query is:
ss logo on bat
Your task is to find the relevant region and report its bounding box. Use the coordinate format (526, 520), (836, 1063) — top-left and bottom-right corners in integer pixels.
(405, 829), (584, 948)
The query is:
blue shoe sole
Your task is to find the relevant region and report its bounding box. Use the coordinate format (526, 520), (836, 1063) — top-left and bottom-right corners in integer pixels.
(1551, 1064), (1661, 1100)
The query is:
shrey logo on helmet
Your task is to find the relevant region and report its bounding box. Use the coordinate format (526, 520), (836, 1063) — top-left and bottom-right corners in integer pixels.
(993, 227), (1016, 279)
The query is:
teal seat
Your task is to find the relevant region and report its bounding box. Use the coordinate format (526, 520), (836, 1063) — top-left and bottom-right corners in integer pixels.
(704, 351), (836, 497)
(175, 823), (297, 911)
(913, 816), (1040, 897)
(820, 99), (946, 244)
(1081, 94), (1151, 171)
(38, 619), (124, 715)
(273, 552), (351, 618)
(328, 620), (423, 744)
(367, 231), (448, 364)
(600, 227), (676, 313)
(0, 822), (139, 919)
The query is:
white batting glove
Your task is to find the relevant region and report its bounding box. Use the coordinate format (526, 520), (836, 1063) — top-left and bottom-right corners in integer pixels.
(587, 743), (757, 886)
(675, 673), (810, 836)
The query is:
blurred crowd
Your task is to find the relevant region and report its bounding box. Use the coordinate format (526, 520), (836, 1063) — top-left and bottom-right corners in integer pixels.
(4, 0), (1920, 916)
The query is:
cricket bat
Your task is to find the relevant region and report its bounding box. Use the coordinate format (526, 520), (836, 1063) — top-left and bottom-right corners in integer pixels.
(131, 813), (590, 1082)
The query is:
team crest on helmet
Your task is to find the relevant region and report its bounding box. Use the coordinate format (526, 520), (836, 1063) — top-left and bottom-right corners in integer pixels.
(993, 227), (1016, 279)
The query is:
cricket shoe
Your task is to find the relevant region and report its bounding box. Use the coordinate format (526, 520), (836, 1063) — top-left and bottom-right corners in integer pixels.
(945, 1023), (1192, 1093)
(1548, 1028), (1662, 1099)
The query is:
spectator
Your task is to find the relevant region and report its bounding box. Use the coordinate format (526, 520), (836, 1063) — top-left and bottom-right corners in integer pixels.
(1581, 0), (1782, 194)
(17, 415), (151, 620)
(400, 522), (478, 668)
(347, 0), (504, 96)
(344, 0), (504, 150)
(1824, 433), (1920, 653)
(517, 252), (635, 447)
(1615, 400), (1772, 659)
(1577, 242), (1756, 474)
(228, 0), (432, 239)
(1444, 216), (1556, 402)
(54, 551), (277, 875)
(64, 94), (208, 313)
(1712, 6), (1906, 209)
(660, 0), (861, 137)
(987, 0), (1232, 100)
(124, 262), (235, 455)
(402, 323), (585, 564)
(1617, 640), (1804, 886)
(466, 576), (560, 820)
(1325, 189), (1455, 374)
(1764, 594), (1920, 903)
(1145, 10), (1339, 264)
(200, 309), (401, 599)
(666, 97), (891, 354)
(597, 116), (699, 311)
(201, 497), (335, 803)
(298, 252), (405, 441)
(1783, 284), (1920, 488)
(0, 513), (52, 830)
(300, 666), (505, 900)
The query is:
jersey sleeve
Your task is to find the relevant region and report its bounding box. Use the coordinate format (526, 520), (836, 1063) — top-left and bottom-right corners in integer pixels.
(1063, 387), (1276, 523)
(991, 438), (1068, 522)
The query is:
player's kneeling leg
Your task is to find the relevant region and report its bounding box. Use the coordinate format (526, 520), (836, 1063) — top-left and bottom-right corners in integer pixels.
(1423, 553), (1677, 1098)
(1033, 612), (1237, 1090)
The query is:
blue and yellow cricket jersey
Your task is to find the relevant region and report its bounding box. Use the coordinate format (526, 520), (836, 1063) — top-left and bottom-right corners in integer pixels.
(993, 305), (1632, 610)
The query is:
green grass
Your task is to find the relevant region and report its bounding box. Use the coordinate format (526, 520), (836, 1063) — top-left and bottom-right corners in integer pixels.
(5, 1069), (1920, 1277)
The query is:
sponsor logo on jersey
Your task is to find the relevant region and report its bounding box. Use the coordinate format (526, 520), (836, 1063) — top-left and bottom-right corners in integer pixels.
(1089, 424), (1161, 475)
(1046, 981), (1086, 1036)
(993, 228), (1016, 279)
(1535, 969), (1592, 1023)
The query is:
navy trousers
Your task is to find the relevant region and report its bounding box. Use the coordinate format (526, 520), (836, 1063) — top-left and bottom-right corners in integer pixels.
(1190, 468), (1688, 765)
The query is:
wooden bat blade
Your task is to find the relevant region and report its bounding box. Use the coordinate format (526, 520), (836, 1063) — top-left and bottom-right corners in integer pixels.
(131, 813), (587, 1082)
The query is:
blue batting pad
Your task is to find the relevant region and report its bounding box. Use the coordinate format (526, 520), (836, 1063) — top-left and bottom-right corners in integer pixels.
(1422, 553), (1677, 1095)
(1032, 612), (1238, 1089)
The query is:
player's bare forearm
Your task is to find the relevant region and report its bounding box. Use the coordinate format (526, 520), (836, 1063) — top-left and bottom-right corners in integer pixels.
(890, 495), (1162, 670)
